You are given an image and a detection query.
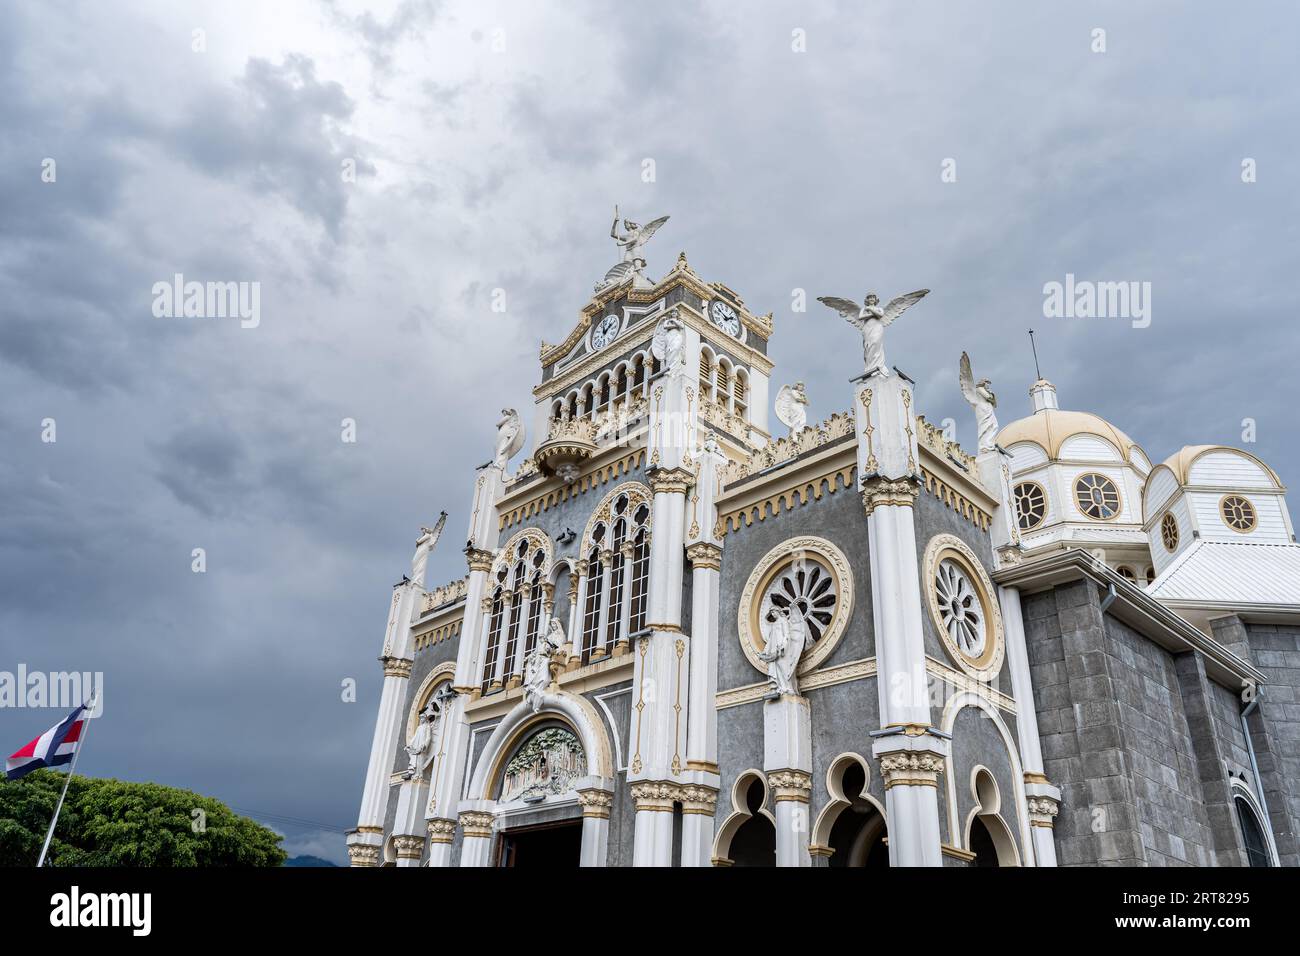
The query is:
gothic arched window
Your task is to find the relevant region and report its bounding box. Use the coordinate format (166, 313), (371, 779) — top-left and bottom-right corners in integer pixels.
(578, 488), (652, 665)
(480, 532), (553, 693)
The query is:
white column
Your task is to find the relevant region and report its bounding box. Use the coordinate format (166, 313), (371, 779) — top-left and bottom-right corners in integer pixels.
(856, 372), (945, 867)
(765, 695), (812, 867)
(578, 788), (613, 866)
(458, 811), (495, 866)
(615, 541), (635, 654)
(594, 550), (613, 659)
(566, 565), (584, 668)
(426, 818), (456, 867)
(999, 583), (1060, 866)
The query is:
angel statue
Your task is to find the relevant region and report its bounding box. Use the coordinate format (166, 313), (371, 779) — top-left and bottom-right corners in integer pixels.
(774, 381), (809, 435)
(596, 206), (670, 290)
(409, 511), (448, 588)
(817, 289), (930, 377)
(651, 314), (686, 377)
(757, 605), (813, 698)
(403, 697), (441, 780)
(493, 408), (525, 471)
(523, 619), (564, 714)
(959, 352), (999, 453)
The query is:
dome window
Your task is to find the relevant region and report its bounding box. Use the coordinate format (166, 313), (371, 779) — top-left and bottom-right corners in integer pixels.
(1013, 481), (1047, 531)
(1220, 495), (1258, 533)
(1074, 473), (1121, 520)
(1160, 513), (1179, 552)
(1116, 566), (1137, 582)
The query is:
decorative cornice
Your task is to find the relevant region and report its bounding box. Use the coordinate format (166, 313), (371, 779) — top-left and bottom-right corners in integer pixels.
(861, 476), (920, 515)
(382, 656), (413, 679)
(721, 411), (854, 485)
(427, 818), (457, 844)
(420, 576), (468, 614)
(878, 751), (945, 789)
(768, 770), (813, 803)
(392, 834), (425, 859)
(459, 811), (495, 838)
(685, 542), (722, 571)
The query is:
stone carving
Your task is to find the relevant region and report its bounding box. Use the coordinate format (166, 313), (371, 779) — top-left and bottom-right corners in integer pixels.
(402, 694), (443, 780)
(774, 381), (809, 435)
(817, 289), (930, 377)
(409, 511), (447, 589)
(500, 727), (587, 803)
(598, 206), (670, 289)
(720, 411), (854, 484)
(959, 351), (999, 453)
(494, 408), (525, 471)
(523, 619), (564, 713)
(757, 605), (813, 697)
(650, 314), (686, 377)
(916, 415), (977, 473)
(420, 576), (468, 614)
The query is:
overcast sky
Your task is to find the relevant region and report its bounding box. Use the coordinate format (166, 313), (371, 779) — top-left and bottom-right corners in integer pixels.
(3, 0), (1297, 863)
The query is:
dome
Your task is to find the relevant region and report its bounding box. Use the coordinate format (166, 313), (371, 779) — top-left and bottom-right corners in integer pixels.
(1159, 445), (1283, 488)
(997, 408), (1142, 462)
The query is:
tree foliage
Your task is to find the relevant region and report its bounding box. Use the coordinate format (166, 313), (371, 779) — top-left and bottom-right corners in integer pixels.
(0, 770), (286, 866)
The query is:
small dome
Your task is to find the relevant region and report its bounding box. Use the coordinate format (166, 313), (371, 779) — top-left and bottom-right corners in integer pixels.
(1160, 445), (1283, 488)
(998, 408), (1142, 462)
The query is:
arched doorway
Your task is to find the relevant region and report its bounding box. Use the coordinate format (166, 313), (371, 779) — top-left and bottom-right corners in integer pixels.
(729, 776), (775, 867)
(826, 760), (888, 867)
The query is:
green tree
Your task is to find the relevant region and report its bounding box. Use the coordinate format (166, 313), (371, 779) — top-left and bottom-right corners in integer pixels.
(0, 770), (286, 866)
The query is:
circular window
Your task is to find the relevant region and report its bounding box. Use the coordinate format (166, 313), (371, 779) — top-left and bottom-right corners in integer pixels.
(738, 537), (853, 677)
(923, 534), (1004, 680)
(1013, 481), (1047, 531)
(1074, 473), (1121, 520)
(1160, 512), (1179, 551)
(1221, 495), (1257, 533)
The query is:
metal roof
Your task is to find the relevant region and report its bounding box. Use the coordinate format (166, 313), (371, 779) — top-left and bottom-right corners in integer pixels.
(1147, 540), (1300, 607)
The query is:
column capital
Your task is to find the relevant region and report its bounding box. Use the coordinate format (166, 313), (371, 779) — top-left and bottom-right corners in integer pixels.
(427, 818), (457, 844)
(465, 547), (495, 573)
(459, 810), (494, 838)
(861, 475), (920, 516)
(392, 834), (425, 860)
(630, 780), (680, 812)
(647, 466), (692, 495)
(685, 542), (722, 571)
(679, 784), (719, 815)
(767, 770), (812, 804)
(346, 844), (380, 867)
(381, 656), (413, 679)
(1027, 796), (1060, 828)
(577, 788), (614, 819)
(877, 751), (945, 789)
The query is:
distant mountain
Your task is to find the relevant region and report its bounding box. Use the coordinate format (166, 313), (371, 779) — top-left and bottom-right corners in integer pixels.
(284, 855), (339, 867)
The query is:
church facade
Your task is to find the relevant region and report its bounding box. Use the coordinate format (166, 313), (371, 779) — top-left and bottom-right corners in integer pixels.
(346, 237), (1300, 868)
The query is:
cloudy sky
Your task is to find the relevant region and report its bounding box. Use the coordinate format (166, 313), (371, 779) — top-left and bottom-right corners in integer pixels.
(2, 0), (1296, 863)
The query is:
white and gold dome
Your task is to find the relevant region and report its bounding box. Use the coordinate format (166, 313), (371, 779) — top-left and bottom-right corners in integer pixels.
(997, 379), (1155, 582)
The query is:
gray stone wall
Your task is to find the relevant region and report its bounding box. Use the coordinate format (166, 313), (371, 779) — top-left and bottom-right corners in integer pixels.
(1024, 580), (1227, 865)
(948, 703), (1025, 862)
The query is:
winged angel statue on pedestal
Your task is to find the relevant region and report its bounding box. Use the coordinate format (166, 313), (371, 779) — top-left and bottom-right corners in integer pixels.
(650, 313), (685, 377)
(959, 352), (1000, 453)
(493, 408), (525, 472)
(774, 382), (809, 435)
(817, 288), (930, 377)
(596, 206), (670, 290)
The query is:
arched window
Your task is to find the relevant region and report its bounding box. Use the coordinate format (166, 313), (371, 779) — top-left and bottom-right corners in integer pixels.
(734, 369), (748, 418)
(578, 487), (652, 664)
(480, 532), (553, 692)
(716, 361), (731, 408)
(1235, 796), (1272, 867)
(481, 586), (506, 693)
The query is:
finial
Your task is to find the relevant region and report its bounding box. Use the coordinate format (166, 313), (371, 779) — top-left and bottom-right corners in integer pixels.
(676, 250), (689, 270)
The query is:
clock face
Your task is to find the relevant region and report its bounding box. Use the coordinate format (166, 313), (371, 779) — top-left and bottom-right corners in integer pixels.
(591, 314), (620, 350)
(710, 300), (741, 337)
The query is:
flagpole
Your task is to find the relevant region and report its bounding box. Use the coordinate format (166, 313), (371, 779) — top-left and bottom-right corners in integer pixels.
(36, 696), (95, 868)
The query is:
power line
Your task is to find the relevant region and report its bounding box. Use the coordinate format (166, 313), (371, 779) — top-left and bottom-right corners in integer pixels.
(229, 806), (349, 834)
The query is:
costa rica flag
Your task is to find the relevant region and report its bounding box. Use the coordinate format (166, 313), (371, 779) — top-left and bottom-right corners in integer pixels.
(5, 704), (89, 781)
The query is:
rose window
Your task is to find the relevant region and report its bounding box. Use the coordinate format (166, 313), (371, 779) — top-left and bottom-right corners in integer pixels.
(758, 559), (837, 646)
(934, 558), (986, 659)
